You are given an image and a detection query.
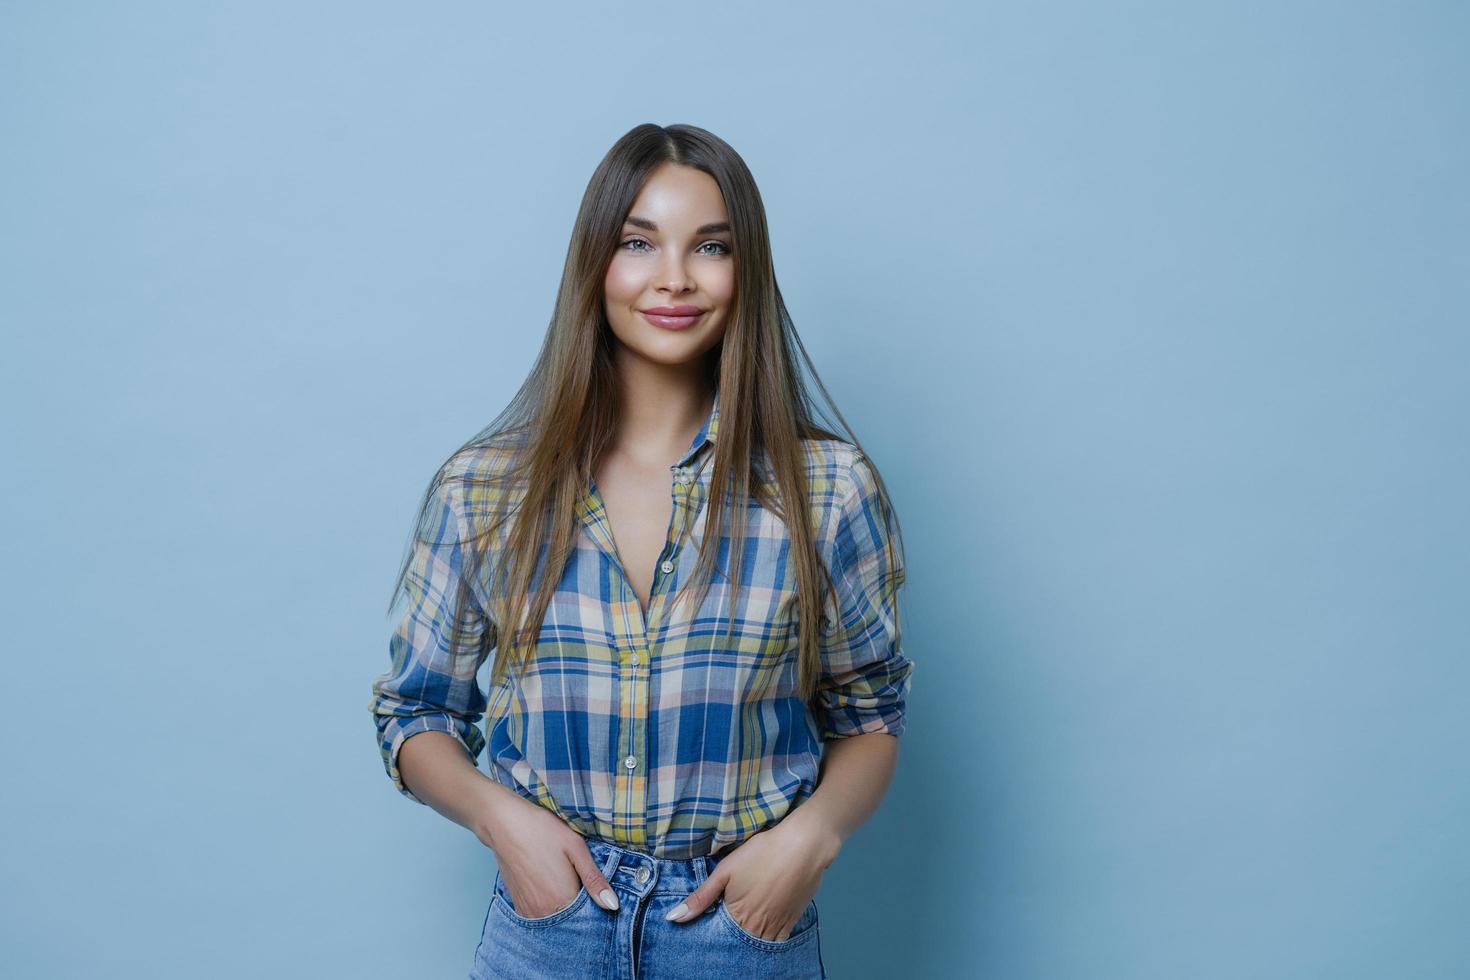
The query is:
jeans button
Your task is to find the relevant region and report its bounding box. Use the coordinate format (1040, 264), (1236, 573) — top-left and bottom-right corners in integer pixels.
(635, 866), (650, 884)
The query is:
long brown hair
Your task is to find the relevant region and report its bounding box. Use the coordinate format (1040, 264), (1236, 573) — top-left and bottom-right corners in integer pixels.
(387, 122), (904, 709)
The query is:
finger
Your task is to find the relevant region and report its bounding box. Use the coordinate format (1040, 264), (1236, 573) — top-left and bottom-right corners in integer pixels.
(568, 844), (620, 911)
(665, 868), (726, 923)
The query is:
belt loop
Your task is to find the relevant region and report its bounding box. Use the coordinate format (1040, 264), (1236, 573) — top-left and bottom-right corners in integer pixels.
(597, 840), (622, 881)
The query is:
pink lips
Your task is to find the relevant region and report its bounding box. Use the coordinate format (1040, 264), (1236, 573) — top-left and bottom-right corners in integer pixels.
(640, 305), (705, 330)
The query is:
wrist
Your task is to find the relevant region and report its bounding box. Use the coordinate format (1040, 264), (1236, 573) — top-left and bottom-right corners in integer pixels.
(781, 805), (843, 868)
(467, 777), (519, 851)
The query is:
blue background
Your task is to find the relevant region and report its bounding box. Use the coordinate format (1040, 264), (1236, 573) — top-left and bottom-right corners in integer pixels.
(3, 2), (1466, 977)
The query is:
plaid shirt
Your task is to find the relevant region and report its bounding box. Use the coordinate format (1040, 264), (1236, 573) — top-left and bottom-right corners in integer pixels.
(368, 391), (913, 859)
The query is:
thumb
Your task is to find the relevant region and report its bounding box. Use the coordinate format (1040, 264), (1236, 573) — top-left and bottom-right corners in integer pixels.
(568, 845), (620, 912)
(665, 867), (726, 923)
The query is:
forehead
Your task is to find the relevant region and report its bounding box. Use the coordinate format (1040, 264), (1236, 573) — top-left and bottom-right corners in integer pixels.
(624, 164), (728, 230)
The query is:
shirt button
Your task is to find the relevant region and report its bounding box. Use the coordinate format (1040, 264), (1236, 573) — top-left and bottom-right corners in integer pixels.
(624, 755), (637, 770)
(660, 559), (675, 574)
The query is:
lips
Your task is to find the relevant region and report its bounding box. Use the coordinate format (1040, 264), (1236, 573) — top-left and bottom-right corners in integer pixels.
(642, 305), (704, 316)
(640, 306), (706, 330)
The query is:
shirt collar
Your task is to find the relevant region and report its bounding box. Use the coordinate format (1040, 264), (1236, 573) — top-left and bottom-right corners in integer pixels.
(675, 388), (720, 469)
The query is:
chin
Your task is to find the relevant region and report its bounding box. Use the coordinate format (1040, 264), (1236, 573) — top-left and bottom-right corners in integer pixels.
(612, 319), (725, 362)
(632, 342), (716, 368)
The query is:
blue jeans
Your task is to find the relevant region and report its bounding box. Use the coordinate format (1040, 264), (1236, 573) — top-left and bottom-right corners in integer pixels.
(468, 836), (827, 979)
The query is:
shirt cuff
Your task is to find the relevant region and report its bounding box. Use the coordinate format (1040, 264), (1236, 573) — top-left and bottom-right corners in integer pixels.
(378, 713), (485, 805)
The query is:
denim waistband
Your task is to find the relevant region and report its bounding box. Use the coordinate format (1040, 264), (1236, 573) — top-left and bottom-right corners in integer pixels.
(582, 837), (731, 896)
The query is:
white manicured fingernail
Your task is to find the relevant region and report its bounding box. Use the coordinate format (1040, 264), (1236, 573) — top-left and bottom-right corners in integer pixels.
(599, 889), (620, 910)
(666, 902), (689, 922)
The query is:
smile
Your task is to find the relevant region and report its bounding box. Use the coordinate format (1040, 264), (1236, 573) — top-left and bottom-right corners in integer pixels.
(639, 310), (705, 331)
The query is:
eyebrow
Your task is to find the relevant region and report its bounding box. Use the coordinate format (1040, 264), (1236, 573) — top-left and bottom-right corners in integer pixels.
(624, 215), (731, 235)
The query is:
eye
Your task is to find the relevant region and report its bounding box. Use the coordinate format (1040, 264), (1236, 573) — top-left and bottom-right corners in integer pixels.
(618, 237), (731, 256)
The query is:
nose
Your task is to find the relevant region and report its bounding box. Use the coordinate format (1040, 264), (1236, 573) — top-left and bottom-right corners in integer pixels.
(658, 252), (695, 293)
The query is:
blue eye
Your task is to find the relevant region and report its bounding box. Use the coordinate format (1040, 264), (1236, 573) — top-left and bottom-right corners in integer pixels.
(619, 237), (731, 256)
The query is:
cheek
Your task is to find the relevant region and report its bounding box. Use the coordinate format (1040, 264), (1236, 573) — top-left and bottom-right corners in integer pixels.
(603, 258), (641, 305)
(708, 264), (736, 305)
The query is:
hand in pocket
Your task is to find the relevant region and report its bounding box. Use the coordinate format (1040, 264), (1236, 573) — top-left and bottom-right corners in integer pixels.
(483, 793), (619, 917)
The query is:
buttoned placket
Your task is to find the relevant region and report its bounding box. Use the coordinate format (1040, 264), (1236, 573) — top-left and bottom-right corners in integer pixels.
(577, 440), (710, 850)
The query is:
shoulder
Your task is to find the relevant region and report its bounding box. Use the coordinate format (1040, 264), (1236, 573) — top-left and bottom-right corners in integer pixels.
(798, 438), (879, 554)
(800, 438), (903, 568)
(437, 434), (531, 522)
(799, 437), (887, 511)
(444, 437), (521, 481)
(800, 437), (875, 508)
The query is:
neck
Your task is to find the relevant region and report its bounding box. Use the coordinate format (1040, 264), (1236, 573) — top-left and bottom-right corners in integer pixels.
(608, 355), (714, 467)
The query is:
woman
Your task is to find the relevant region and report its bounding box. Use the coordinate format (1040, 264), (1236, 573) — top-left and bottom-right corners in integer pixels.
(368, 123), (914, 980)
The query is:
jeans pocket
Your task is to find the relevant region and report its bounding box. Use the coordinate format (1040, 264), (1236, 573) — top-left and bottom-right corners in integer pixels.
(492, 869), (591, 927)
(716, 896), (820, 951)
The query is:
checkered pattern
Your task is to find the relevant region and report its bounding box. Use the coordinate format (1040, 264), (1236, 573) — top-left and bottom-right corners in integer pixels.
(368, 390), (913, 859)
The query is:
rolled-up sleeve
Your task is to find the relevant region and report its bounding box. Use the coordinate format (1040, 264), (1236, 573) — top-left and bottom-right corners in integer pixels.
(368, 474), (495, 804)
(817, 451), (914, 741)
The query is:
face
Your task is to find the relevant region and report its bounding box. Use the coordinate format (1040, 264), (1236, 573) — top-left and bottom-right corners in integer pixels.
(603, 162), (734, 369)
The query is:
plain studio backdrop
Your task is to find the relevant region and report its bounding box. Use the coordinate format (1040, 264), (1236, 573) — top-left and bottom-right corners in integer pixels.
(1, 2), (1466, 978)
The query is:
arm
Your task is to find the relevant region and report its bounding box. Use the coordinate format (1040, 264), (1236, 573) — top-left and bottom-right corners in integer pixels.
(663, 451), (914, 935)
(790, 450), (914, 861)
(368, 471), (520, 845)
(368, 471), (629, 914)
(396, 731), (528, 848)
(781, 732), (899, 865)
